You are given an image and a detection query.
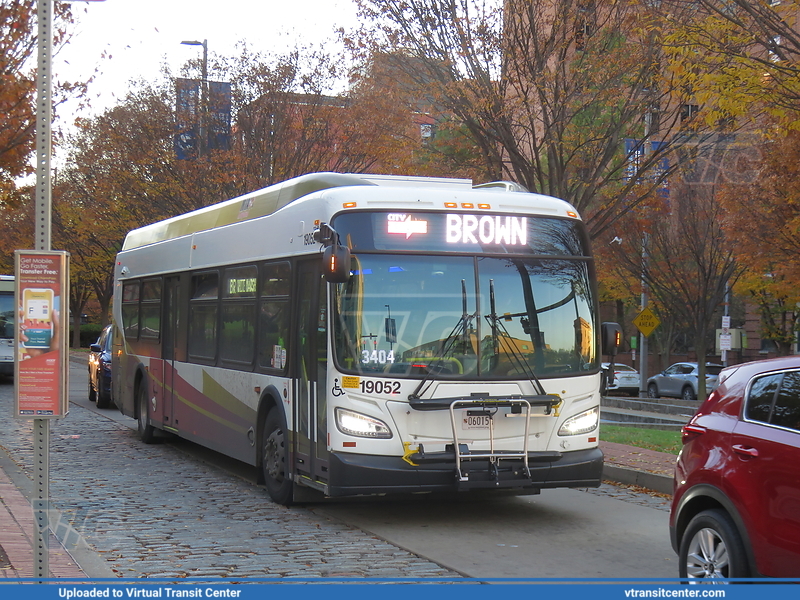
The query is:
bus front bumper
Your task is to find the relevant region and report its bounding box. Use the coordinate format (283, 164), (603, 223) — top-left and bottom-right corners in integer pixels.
(324, 446), (603, 497)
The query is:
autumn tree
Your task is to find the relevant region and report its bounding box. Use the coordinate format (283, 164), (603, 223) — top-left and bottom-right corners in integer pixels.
(52, 43), (439, 327)
(57, 76), (242, 331)
(716, 130), (800, 355)
(335, 52), (487, 180)
(221, 45), (463, 189)
(350, 0), (711, 240)
(0, 1), (78, 272)
(667, 0), (800, 131)
(609, 185), (744, 399)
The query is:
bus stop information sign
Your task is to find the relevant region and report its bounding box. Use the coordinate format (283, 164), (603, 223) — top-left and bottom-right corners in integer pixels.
(14, 250), (69, 419)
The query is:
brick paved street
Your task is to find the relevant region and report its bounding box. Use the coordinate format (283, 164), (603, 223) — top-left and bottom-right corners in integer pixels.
(0, 380), (459, 579)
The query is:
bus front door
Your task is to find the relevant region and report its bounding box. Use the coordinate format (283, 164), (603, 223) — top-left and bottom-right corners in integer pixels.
(293, 261), (330, 490)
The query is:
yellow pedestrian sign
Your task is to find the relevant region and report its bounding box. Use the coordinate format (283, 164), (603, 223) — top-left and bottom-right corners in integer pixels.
(633, 307), (660, 337)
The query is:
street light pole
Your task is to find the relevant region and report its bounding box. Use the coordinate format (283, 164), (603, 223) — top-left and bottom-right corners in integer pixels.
(181, 39), (208, 157)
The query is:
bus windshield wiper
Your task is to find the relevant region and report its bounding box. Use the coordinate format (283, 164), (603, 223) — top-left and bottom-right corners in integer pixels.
(485, 279), (547, 396)
(408, 279), (475, 401)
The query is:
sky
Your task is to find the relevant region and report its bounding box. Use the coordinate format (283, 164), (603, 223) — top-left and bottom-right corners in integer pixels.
(55, 0), (361, 124)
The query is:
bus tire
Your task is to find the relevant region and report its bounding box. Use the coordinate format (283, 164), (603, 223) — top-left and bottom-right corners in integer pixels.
(262, 408), (293, 506)
(137, 380), (157, 444)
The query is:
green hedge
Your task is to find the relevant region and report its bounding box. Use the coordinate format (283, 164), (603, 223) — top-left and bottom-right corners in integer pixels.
(70, 324), (104, 348)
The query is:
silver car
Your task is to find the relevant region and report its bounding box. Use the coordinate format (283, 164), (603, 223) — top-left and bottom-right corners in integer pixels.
(647, 361), (723, 401)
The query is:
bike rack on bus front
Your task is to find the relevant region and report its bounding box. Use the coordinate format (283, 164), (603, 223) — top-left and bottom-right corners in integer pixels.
(408, 394), (563, 489)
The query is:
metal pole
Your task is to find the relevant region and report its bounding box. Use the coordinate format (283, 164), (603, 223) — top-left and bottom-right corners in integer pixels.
(36, 0), (52, 252)
(639, 233), (649, 396)
(200, 39), (208, 156)
(638, 115), (653, 397)
(34, 0), (53, 580)
(722, 283), (730, 367)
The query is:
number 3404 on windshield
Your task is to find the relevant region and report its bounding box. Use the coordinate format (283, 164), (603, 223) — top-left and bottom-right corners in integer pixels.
(361, 350), (395, 364)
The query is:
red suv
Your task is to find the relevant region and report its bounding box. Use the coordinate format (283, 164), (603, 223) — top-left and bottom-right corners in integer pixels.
(670, 356), (800, 580)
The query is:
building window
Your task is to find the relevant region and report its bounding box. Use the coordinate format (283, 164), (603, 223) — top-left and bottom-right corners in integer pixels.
(681, 104), (700, 122)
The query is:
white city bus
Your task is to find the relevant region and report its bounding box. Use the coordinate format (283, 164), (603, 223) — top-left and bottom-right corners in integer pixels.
(0, 275), (14, 377)
(112, 172), (619, 504)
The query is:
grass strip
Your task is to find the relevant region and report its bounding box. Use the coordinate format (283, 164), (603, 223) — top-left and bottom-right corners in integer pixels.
(600, 424), (682, 455)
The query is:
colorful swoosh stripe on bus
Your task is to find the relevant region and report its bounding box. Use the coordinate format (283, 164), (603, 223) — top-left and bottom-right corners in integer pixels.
(148, 362), (257, 435)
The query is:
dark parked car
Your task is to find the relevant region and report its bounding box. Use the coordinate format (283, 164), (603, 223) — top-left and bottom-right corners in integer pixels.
(88, 324), (113, 408)
(647, 361), (722, 400)
(670, 355), (800, 580)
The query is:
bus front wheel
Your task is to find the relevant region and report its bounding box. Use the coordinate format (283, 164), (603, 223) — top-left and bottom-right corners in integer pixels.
(262, 408), (293, 506)
(137, 380), (157, 444)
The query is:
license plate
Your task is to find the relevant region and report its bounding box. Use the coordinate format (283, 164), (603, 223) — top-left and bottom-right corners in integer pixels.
(462, 415), (491, 430)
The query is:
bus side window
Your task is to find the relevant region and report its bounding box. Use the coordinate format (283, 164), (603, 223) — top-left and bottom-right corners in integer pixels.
(140, 278), (162, 340)
(258, 301), (289, 369)
(121, 281), (141, 340)
(258, 262), (291, 370)
(188, 271), (219, 362)
(220, 266), (257, 366)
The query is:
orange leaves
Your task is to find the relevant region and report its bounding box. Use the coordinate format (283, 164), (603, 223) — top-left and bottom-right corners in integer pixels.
(718, 130), (800, 288)
(0, 1), (75, 184)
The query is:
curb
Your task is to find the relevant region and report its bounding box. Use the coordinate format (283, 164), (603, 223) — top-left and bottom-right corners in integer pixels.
(603, 464), (673, 495)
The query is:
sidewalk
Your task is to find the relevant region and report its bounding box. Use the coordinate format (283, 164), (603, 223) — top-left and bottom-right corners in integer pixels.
(600, 441), (675, 495)
(0, 466), (85, 579)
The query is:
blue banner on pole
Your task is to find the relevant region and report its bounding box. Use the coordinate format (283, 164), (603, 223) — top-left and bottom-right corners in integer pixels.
(175, 78), (200, 160)
(175, 78), (231, 159)
(207, 81), (231, 152)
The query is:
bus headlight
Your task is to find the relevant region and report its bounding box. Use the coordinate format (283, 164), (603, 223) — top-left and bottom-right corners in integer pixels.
(335, 408), (393, 439)
(558, 407), (599, 436)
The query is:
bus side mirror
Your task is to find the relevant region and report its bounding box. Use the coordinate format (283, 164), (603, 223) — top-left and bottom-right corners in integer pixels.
(323, 244), (351, 283)
(601, 322), (621, 357)
(601, 322), (621, 394)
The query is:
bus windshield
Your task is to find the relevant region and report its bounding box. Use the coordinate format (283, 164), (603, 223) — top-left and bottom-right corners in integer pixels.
(332, 253), (597, 379)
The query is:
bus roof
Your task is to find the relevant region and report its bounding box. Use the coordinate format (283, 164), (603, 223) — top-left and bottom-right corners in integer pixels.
(119, 172), (574, 252)
(121, 172), (481, 251)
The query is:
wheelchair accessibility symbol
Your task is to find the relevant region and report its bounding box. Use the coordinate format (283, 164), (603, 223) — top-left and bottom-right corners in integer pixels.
(331, 378), (346, 397)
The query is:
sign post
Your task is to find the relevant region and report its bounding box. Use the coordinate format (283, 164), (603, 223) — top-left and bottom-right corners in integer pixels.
(633, 306), (660, 395)
(720, 315), (731, 365)
(30, 0), (56, 580)
(14, 251), (69, 580)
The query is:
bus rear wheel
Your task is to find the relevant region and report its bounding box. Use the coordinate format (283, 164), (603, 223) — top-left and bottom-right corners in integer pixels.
(262, 408), (293, 506)
(137, 380), (157, 444)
